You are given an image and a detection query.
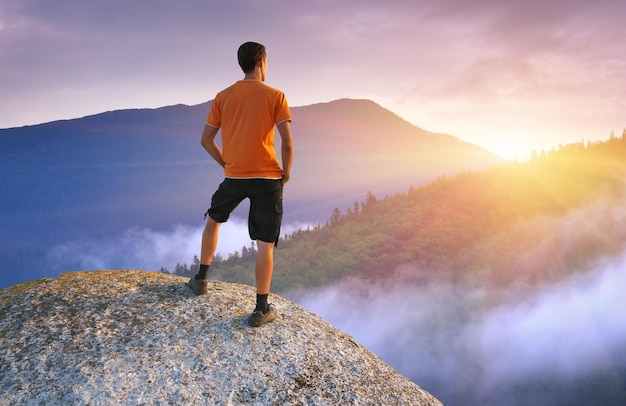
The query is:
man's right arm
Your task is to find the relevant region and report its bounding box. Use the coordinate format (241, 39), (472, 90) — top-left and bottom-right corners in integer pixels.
(200, 124), (225, 168)
(277, 120), (294, 185)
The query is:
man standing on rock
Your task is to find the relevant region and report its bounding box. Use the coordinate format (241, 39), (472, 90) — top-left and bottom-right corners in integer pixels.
(189, 42), (294, 328)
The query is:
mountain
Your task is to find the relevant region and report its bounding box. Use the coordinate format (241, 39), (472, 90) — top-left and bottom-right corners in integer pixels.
(0, 270), (442, 405)
(0, 98), (502, 287)
(288, 99), (502, 211)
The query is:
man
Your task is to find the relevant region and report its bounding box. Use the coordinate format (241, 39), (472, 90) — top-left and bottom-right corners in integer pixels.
(189, 42), (294, 328)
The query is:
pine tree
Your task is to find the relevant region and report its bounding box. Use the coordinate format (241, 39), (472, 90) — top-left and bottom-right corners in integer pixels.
(190, 255), (200, 274)
(330, 207), (342, 226)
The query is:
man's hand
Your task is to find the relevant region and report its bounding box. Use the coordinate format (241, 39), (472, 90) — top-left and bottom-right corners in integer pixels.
(281, 172), (290, 185)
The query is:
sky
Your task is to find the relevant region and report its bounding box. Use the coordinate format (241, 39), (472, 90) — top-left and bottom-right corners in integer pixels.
(1, 0), (625, 159)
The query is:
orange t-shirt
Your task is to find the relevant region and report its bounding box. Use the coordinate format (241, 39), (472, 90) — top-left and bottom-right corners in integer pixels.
(206, 80), (291, 179)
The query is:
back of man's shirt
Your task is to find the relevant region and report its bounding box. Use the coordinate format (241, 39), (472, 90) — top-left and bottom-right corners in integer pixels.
(206, 80), (291, 179)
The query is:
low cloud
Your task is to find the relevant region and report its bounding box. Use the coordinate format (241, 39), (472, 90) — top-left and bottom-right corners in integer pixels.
(48, 217), (311, 272)
(294, 255), (626, 405)
(480, 261), (626, 382)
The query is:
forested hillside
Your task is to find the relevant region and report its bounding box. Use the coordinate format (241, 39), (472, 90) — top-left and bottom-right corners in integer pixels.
(196, 132), (626, 295)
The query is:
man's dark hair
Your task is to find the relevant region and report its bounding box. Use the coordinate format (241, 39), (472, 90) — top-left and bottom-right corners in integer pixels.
(237, 42), (266, 73)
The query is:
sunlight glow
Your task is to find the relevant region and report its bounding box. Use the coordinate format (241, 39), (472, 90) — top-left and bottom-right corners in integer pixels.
(488, 141), (532, 162)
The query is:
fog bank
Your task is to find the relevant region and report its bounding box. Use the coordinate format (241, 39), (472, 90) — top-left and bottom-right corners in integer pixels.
(47, 217), (309, 273)
(295, 255), (626, 405)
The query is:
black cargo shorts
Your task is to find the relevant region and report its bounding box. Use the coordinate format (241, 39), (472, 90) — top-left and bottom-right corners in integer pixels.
(205, 178), (283, 245)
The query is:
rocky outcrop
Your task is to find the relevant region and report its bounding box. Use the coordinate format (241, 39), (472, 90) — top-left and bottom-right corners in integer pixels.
(0, 271), (442, 405)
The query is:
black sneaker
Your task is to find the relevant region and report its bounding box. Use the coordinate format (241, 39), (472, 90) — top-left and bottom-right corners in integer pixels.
(188, 275), (209, 295)
(247, 304), (277, 327)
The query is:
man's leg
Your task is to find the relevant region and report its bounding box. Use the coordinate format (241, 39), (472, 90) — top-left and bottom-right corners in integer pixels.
(248, 239), (277, 326)
(255, 240), (274, 295)
(189, 217), (220, 295)
(201, 217), (220, 267)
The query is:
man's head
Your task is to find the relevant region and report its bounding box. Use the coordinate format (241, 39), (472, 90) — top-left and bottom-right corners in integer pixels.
(238, 42), (267, 74)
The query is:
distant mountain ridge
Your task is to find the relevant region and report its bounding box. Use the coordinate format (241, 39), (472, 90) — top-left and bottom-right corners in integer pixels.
(291, 99), (502, 206)
(0, 98), (502, 287)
